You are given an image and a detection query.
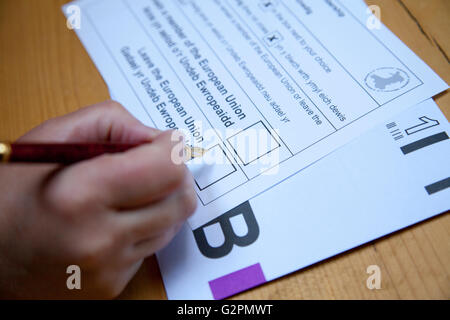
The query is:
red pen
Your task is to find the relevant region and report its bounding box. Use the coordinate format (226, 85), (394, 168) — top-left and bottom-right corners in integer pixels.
(0, 142), (206, 165)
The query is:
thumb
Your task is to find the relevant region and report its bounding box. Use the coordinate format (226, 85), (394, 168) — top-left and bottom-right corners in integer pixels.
(53, 130), (188, 210)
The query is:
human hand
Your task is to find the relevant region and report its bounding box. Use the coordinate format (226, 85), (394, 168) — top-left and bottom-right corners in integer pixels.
(0, 101), (197, 298)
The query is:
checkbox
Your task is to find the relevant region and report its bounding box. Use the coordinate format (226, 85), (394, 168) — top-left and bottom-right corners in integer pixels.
(227, 121), (281, 166)
(187, 144), (237, 191)
(263, 31), (283, 47)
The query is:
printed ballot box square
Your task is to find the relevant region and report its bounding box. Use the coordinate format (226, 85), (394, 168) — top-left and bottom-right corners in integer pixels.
(227, 121), (281, 166)
(187, 144), (237, 191)
(263, 31), (283, 47)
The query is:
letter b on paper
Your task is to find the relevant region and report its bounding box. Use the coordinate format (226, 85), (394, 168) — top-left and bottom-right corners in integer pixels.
(193, 201), (259, 259)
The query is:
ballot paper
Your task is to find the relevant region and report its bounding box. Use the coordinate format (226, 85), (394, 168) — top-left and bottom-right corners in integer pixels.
(157, 98), (449, 299)
(64, 0), (447, 229)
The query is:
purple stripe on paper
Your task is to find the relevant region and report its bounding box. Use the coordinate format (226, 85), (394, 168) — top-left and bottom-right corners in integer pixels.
(208, 263), (266, 300)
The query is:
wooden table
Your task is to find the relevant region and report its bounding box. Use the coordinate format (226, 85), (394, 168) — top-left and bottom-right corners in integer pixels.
(0, 0), (448, 299)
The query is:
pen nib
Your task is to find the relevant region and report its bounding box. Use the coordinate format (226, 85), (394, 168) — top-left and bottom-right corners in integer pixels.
(185, 146), (207, 160)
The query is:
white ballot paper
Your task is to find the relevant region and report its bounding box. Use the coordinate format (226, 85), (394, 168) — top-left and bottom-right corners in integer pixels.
(157, 98), (449, 299)
(64, 0), (447, 228)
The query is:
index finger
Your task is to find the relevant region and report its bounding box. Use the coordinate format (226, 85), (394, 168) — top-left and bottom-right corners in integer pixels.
(18, 100), (161, 144)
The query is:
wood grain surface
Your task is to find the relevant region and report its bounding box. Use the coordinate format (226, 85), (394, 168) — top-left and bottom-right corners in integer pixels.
(0, 0), (448, 299)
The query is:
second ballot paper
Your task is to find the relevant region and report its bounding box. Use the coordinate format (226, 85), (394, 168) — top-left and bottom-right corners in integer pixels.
(64, 0), (447, 228)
